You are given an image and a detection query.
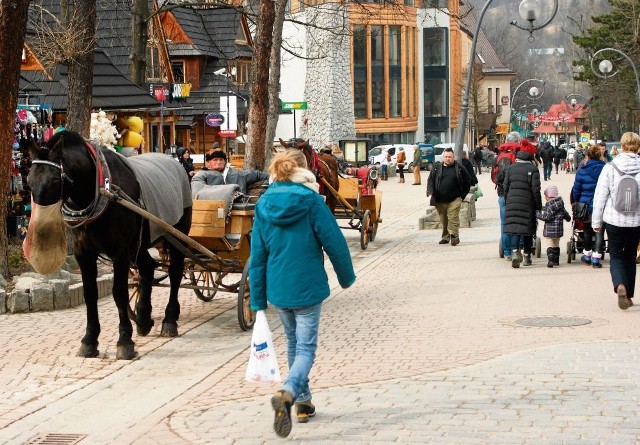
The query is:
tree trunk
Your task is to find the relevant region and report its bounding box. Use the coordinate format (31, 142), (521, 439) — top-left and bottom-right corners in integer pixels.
(245, 0), (275, 171)
(65, 0), (96, 137)
(130, 0), (149, 87)
(0, 0), (31, 278)
(262, 0), (288, 169)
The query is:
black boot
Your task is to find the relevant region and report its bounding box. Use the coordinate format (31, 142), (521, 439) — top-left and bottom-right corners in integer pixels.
(523, 253), (532, 266)
(553, 247), (561, 266)
(547, 247), (554, 268)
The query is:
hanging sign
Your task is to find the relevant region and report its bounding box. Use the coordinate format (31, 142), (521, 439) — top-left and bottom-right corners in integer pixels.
(219, 130), (237, 137)
(281, 101), (308, 111)
(206, 113), (225, 127)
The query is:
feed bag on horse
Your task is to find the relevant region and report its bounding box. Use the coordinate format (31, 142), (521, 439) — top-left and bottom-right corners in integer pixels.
(23, 201), (68, 275)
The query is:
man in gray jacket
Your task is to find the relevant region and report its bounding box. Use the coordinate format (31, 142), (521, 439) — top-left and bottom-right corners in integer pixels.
(192, 151), (269, 194)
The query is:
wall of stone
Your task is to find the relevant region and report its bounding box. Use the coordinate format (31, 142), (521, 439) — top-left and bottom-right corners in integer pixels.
(299, 3), (356, 149)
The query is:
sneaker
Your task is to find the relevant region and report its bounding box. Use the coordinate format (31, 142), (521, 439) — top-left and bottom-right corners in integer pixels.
(451, 235), (460, 246)
(295, 401), (316, 423)
(271, 390), (294, 437)
(581, 255), (592, 265)
(592, 259), (602, 269)
(618, 285), (630, 310)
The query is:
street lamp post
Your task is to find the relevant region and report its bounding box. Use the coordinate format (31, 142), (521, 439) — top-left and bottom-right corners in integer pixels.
(454, 0), (559, 160)
(590, 47), (640, 134)
(566, 93), (590, 145)
(508, 79), (545, 134)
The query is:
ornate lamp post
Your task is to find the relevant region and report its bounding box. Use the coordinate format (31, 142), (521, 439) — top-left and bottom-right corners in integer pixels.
(566, 93), (590, 145)
(454, 0), (559, 160)
(590, 48), (640, 134)
(508, 79), (545, 134)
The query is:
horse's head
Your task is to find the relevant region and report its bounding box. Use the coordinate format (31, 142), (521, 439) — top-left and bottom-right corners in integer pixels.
(279, 138), (314, 171)
(28, 132), (71, 206)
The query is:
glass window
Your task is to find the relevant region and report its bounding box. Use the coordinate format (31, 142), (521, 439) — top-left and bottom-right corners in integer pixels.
(353, 26), (367, 119)
(423, 28), (446, 67)
(172, 61), (185, 83)
(389, 26), (402, 118)
(371, 26), (384, 118)
(424, 0), (448, 7)
(425, 79), (446, 117)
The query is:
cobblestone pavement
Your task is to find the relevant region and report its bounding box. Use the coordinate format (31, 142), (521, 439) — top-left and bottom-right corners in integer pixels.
(2, 170), (640, 444)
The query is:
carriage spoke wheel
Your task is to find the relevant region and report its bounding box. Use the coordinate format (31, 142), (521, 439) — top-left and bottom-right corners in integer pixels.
(127, 268), (141, 322)
(360, 210), (372, 250)
(189, 268), (221, 302)
(370, 208), (380, 242)
(238, 261), (255, 331)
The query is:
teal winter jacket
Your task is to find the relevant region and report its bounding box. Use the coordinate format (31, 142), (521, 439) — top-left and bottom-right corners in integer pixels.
(249, 182), (356, 311)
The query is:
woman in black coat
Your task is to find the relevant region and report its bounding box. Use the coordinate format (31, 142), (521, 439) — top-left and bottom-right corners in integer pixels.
(503, 150), (542, 267)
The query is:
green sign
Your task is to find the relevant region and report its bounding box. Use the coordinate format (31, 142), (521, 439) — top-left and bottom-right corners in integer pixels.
(281, 101), (308, 111)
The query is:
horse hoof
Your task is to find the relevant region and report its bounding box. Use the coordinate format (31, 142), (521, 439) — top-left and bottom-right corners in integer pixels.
(136, 319), (155, 337)
(160, 322), (178, 337)
(116, 344), (138, 360)
(78, 342), (99, 358)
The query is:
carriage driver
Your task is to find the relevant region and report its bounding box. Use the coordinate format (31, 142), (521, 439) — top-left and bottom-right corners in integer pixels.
(192, 150), (270, 194)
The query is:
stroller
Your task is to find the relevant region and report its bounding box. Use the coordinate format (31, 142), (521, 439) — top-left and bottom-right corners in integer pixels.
(566, 211), (608, 263)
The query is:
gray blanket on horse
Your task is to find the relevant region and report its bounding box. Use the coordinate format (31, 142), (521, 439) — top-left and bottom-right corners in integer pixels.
(123, 154), (192, 243)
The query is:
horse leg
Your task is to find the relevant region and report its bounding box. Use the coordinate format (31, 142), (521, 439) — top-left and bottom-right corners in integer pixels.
(160, 242), (184, 337)
(134, 248), (156, 336)
(113, 258), (137, 360)
(77, 250), (101, 358)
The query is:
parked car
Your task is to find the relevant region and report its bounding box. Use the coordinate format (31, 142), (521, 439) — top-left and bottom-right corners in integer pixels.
(433, 143), (469, 163)
(368, 144), (420, 172)
(418, 143), (435, 171)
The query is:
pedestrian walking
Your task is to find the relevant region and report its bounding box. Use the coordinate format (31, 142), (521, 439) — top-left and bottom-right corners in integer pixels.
(538, 141), (554, 181)
(461, 151), (478, 186)
(412, 144), (422, 185)
(553, 145), (562, 174)
(495, 132), (522, 259)
(592, 131), (640, 311)
(571, 145), (606, 268)
(473, 145), (483, 175)
(380, 152), (390, 181)
(427, 147), (472, 246)
(396, 147), (406, 183)
(536, 185), (571, 267)
(504, 150), (542, 268)
(249, 149), (356, 437)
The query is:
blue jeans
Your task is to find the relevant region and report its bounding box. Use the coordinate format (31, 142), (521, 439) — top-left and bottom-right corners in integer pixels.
(510, 235), (533, 254)
(543, 162), (553, 179)
(605, 223), (640, 298)
(276, 303), (322, 402)
(499, 196), (511, 256)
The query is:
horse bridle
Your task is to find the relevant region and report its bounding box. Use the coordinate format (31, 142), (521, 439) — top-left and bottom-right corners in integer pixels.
(31, 143), (112, 228)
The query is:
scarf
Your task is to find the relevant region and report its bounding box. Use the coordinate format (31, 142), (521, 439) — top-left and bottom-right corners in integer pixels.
(271, 167), (319, 193)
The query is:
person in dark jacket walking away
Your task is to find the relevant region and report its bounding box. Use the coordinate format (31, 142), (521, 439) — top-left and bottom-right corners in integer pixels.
(473, 145), (483, 174)
(496, 132), (522, 259)
(250, 150), (356, 437)
(553, 145), (563, 174)
(461, 151), (478, 186)
(504, 150), (542, 268)
(571, 145), (606, 268)
(538, 141), (555, 181)
(427, 148), (472, 246)
(536, 185), (571, 267)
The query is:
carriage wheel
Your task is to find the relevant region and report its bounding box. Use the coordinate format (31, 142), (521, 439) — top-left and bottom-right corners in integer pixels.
(360, 210), (371, 250)
(370, 208), (380, 242)
(238, 261), (255, 331)
(127, 268), (141, 322)
(189, 269), (220, 302)
(567, 241), (573, 263)
(498, 239), (504, 258)
(535, 237), (542, 258)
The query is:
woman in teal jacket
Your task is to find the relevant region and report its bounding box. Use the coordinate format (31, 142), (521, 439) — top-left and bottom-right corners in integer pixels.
(250, 149), (355, 438)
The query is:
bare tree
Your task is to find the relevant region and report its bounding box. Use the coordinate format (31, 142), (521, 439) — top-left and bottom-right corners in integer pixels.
(0, 0), (31, 278)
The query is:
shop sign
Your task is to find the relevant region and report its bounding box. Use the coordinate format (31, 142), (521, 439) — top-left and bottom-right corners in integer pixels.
(219, 130), (237, 137)
(206, 113), (225, 127)
(281, 101), (308, 111)
(172, 83), (192, 99)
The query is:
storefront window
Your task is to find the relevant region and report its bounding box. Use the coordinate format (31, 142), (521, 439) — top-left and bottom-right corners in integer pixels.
(389, 26), (402, 118)
(353, 26), (367, 119)
(371, 26), (384, 118)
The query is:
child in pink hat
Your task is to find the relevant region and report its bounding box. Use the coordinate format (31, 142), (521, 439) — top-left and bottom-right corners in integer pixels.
(536, 185), (571, 267)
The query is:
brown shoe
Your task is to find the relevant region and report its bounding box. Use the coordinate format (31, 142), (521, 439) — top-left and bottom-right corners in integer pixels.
(295, 401), (316, 423)
(628, 297), (634, 307)
(451, 235), (460, 246)
(618, 285), (630, 310)
(271, 390), (294, 437)
(412, 183), (421, 185)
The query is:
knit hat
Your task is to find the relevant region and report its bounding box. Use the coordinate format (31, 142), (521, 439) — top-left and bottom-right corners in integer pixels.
(544, 185), (558, 198)
(205, 150), (227, 162)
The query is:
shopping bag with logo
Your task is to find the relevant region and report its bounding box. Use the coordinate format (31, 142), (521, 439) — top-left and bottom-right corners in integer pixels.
(245, 310), (282, 383)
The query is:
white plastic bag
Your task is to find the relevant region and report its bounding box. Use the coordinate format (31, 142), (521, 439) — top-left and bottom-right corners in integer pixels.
(245, 310), (282, 383)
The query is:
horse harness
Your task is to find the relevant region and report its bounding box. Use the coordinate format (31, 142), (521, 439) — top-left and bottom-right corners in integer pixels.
(31, 142), (112, 228)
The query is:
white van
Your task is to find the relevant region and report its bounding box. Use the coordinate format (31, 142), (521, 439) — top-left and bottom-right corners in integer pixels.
(433, 143), (469, 163)
(368, 144), (418, 171)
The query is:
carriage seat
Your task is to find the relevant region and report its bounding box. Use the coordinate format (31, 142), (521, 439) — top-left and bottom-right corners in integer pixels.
(231, 202), (256, 211)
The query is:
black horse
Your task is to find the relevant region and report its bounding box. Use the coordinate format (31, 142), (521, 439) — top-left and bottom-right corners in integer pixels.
(26, 131), (192, 360)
